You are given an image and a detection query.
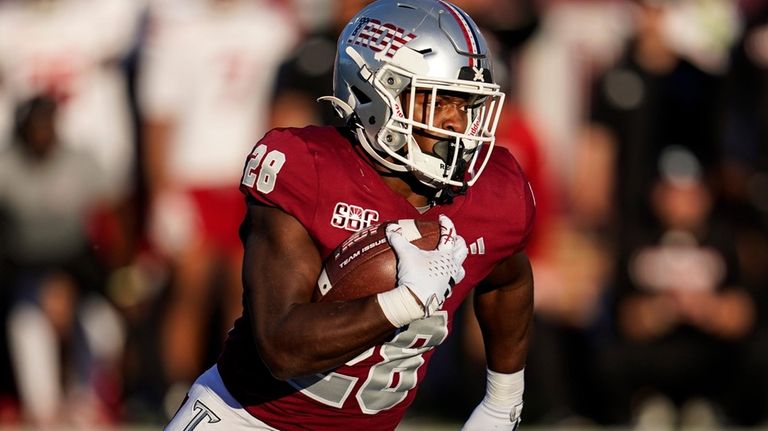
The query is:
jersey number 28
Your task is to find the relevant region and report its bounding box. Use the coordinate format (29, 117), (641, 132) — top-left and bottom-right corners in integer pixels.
(241, 144), (286, 194)
(289, 313), (448, 414)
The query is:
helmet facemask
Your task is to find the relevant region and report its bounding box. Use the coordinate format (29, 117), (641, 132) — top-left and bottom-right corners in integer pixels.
(368, 63), (505, 189)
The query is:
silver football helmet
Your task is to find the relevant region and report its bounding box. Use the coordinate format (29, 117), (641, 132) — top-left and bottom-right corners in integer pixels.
(322, 0), (505, 190)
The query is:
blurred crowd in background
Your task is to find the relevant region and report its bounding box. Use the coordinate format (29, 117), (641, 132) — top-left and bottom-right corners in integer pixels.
(0, 0), (767, 428)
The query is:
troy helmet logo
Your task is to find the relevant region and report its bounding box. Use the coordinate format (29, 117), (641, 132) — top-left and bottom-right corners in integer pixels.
(347, 18), (417, 60)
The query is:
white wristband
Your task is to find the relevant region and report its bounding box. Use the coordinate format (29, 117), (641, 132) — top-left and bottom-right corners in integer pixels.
(376, 285), (424, 327)
(461, 368), (525, 431)
(486, 368), (524, 407)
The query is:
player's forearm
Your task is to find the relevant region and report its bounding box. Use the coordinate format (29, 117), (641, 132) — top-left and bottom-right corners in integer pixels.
(244, 220), (397, 378)
(481, 298), (531, 373)
(251, 296), (396, 380)
(488, 284), (532, 372)
(485, 333), (530, 373)
(475, 254), (534, 373)
(464, 265), (532, 431)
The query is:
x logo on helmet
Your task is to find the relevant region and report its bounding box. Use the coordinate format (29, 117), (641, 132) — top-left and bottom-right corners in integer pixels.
(472, 67), (485, 82)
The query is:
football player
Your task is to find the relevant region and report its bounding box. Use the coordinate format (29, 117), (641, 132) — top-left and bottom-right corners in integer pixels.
(165, 0), (535, 430)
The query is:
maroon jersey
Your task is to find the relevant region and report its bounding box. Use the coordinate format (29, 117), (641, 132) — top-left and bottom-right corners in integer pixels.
(217, 126), (534, 430)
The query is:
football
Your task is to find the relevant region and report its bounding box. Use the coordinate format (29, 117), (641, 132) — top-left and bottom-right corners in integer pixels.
(314, 219), (440, 302)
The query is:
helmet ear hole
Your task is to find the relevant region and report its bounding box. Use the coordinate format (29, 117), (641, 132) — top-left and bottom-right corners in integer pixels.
(350, 86), (372, 104)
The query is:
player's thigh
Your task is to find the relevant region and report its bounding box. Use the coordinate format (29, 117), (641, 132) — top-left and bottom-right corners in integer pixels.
(164, 381), (275, 431)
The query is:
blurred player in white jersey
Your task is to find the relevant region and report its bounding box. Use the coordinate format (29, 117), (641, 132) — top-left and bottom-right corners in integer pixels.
(138, 0), (298, 410)
(0, 0), (144, 203)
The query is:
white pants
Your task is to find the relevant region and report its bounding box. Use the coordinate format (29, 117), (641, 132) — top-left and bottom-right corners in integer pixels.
(164, 365), (278, 431)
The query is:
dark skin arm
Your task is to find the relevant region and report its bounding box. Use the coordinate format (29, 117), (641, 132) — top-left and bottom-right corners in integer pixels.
(244, 204), (397, 380)
(473, 251), (534, 373)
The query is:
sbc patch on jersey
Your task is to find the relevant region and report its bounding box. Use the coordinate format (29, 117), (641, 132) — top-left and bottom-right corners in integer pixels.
(330, 202), (380, 232)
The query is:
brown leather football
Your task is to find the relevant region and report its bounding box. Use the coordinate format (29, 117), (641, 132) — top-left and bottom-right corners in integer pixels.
(314, 219), (440, 302)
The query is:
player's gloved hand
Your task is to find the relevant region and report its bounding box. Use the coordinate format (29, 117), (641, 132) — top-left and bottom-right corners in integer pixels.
(462, 369), (524, 431)
(389, 214), (467, 313)
(377, 214), (467, 327)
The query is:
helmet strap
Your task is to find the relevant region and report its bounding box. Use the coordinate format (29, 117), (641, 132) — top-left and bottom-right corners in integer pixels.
(317, 96), (355, 120)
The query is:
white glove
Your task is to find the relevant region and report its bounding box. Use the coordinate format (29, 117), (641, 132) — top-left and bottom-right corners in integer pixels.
(462, 369), (525, 431)
(376, 215), (467, 327)
(389, 214), (467, 313)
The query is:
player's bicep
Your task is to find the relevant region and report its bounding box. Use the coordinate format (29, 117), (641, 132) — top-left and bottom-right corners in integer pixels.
(473, 252), (533, 372)
(242, 203), (322, 343)
(477, 251), (532, 293)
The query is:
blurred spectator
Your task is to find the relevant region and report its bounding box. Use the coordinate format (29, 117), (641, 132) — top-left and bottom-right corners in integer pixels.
(270, 0), (370, 128)
(0, 0), (144, 213)
(720, 1), (768, 297)
(0, 95), (125, 427)
(597, 147), (766, 426)
(571, 0), (762, 426)
(574, 0), (739, 236)
(509, 0), (749, 425)
(518, 0), (633, 193)
(138, 0), (298, 414)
